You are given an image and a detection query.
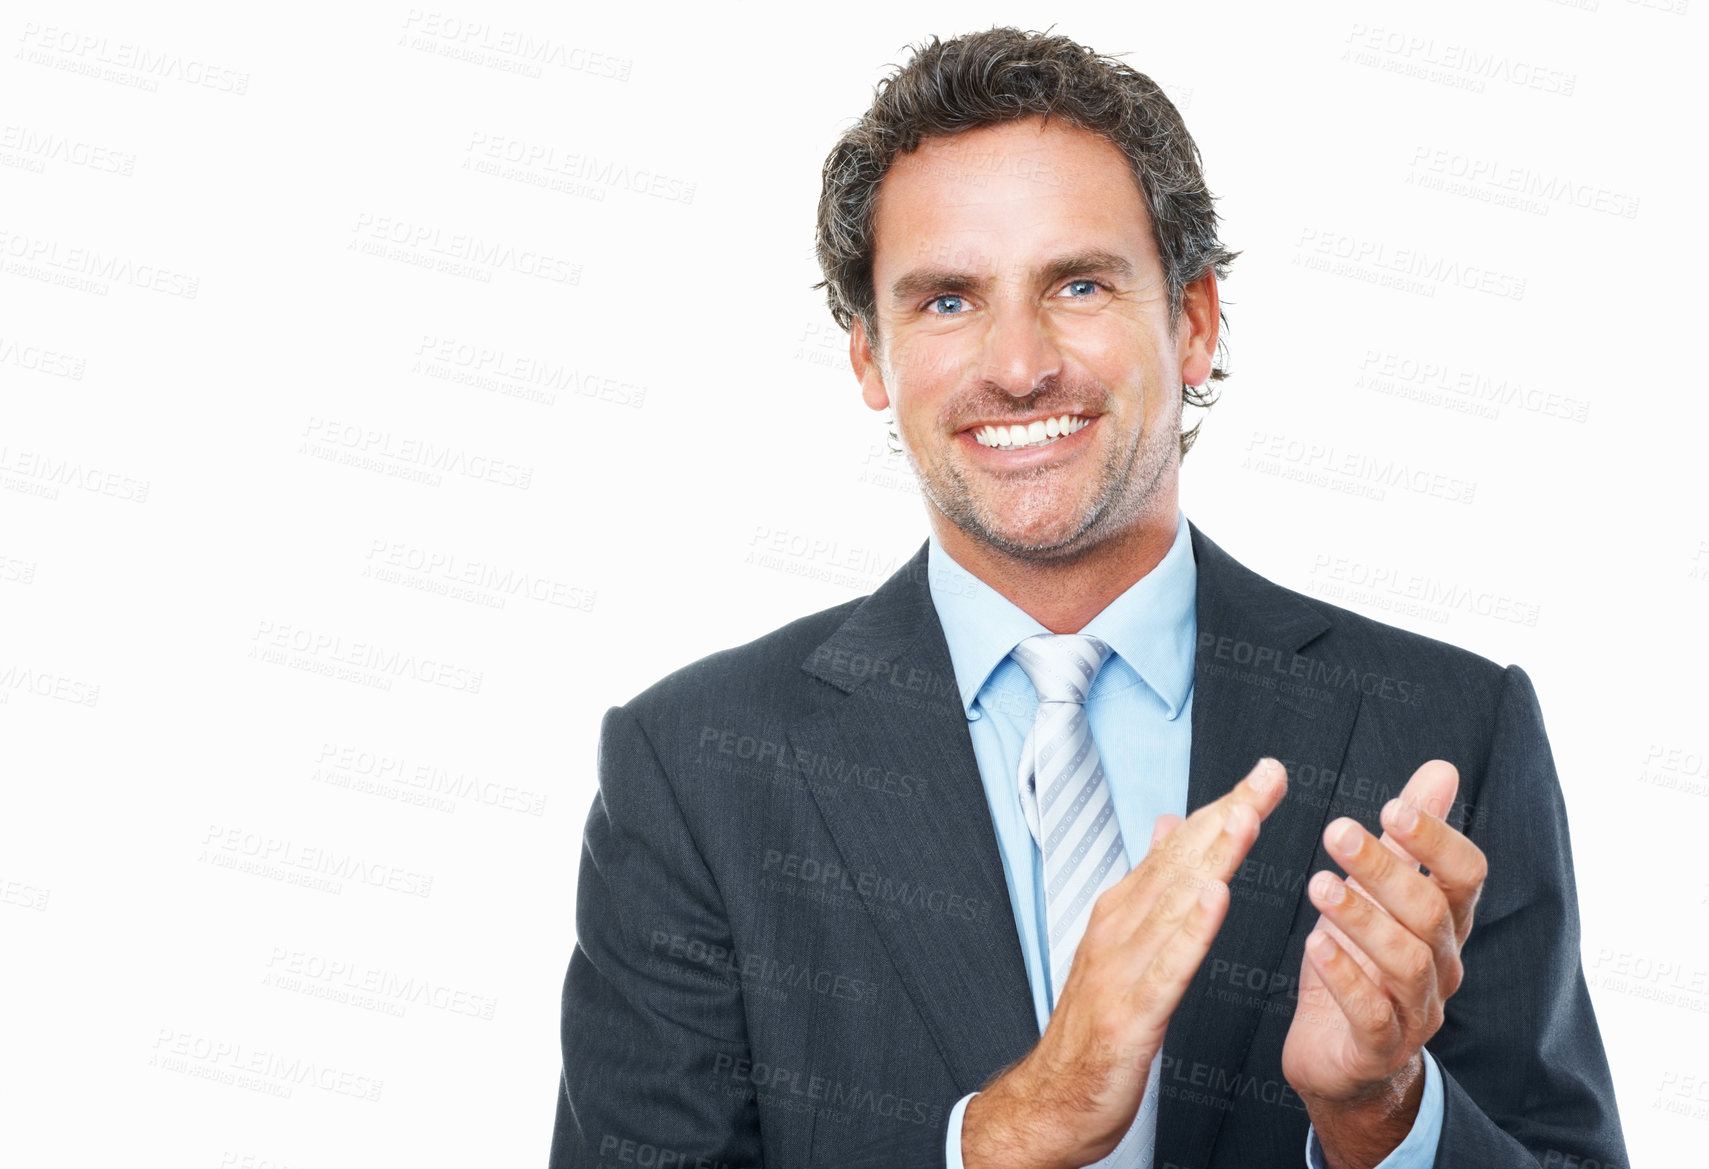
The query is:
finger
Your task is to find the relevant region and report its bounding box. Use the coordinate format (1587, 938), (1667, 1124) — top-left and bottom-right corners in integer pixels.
(1218, 756), (1289, 823)
(1379, 794), (1488, 944)
(1360, 762), (1460, 892)
(1147, 813), (1184, 855)
(1311, 912), (1384, 985)
(1360, 759), (1460, 883)
(1107, 758), (1284, 916)
(1395, 759), (1461, 826)
(1307, 871), (1444, 1017)
(1100, 757), (1290, 949)
(1109, 796), (1261, 932)
(1152, 757), (1287, 877)
(1323, 818), (1457, 982)
(1145, 756), (1293, 917)
(1373, 822), (1422, 872)
(1299, 929), (1403, 1074)
(1124, 878), (1231, 1035)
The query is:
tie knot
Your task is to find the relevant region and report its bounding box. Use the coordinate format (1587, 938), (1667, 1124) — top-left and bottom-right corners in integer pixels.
(1011, 633), (1112, 705)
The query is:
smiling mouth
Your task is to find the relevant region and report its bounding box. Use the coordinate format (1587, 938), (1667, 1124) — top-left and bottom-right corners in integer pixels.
(969, 414), (1091, 451)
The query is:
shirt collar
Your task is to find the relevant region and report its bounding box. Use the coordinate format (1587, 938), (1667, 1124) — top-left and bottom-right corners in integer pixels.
(926, 511), (1198, 720)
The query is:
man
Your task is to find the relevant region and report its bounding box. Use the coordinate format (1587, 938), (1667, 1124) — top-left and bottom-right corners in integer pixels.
(550, 27), (1625, 1169)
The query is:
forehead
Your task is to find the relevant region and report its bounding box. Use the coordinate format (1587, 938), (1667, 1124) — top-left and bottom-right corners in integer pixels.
(870, 116), (1157, 283)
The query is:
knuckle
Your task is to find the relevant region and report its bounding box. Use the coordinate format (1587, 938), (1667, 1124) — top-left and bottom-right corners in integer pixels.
(1468, 853), (1490, 886)
(1423, 1002), (1445, 1035)
(1336, 885), (1370, 924)
(1398, 942), (1433, 986)
(1194, 877), (1227, 914)
(1131, 964), (1171, 1010)
(1365, 844), (1396, 883)
(1441, 955), (1465, 997)
(1357, 997), (1395, 1032)
(1138, 861), (1173, 895)
(1423, 897), (1451, 940)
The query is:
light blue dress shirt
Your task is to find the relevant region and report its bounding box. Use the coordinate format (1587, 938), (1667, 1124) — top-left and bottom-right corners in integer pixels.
(925, 510), (1442, 1169)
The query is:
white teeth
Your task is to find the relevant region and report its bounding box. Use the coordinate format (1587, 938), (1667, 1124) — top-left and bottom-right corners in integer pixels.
(972, 414), (1090, 450)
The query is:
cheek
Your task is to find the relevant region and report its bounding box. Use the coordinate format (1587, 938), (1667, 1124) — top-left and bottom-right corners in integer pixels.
(1058, 318), (1157, 383)
(891, 351), (965, 419)
(903, 333), (976, 386)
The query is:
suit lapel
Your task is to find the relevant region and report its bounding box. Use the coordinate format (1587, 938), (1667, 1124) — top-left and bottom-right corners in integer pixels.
(789, 545), (1039, 1096)
(1154, 523), (1364, 1169)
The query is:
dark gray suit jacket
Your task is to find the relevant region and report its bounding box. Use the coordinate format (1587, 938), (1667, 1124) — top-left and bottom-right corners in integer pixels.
(550, 523), (1626, 1168)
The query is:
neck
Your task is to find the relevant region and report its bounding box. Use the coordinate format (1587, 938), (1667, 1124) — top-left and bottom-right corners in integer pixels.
(930, 494), (1181, 634)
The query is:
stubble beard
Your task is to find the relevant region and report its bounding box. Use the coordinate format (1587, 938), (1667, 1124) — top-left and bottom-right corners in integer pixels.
(904, 400), (1175, 566)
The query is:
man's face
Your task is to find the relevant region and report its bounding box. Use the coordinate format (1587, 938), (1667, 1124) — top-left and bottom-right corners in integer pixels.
(852, 116), (1217, 561)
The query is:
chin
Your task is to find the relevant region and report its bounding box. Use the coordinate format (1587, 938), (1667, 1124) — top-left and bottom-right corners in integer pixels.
(965, 511), (1101, 560)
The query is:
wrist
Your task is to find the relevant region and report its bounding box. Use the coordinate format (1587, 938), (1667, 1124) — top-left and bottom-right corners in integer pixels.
(1300, 1055), (1425, 1169)
(961, 1026), (1157, 1169)
(961, 1054), (1096, 1169)
(961, 1072), (1057, 1169)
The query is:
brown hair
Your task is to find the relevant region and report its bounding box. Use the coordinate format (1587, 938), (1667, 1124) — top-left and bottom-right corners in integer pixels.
(814, 26), (1238, 455)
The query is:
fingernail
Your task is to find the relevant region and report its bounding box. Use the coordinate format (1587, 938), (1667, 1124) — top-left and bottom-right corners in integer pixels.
(1247, 759), (1278, 794)
(1330, 819), (1362, 855)
(1383, 799), (1420, 833)
(1312, 872), (1345, 905)
(1307, 931), (1333, 958)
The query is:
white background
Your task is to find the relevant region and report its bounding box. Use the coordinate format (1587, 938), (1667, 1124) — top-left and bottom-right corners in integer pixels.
(2, 1), (1704, 1165)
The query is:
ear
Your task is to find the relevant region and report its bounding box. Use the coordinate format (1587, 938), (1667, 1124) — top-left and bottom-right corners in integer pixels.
(850, 317), (891, 412)
(1178, 271), (1220, 388)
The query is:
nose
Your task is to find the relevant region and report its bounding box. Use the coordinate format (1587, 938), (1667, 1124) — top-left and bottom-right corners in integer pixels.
(978, 298), (1063, 398)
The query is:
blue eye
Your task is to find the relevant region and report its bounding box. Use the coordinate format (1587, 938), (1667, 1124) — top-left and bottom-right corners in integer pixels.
(928, 294), (966, 315)
(1063, 280), (1098, 298)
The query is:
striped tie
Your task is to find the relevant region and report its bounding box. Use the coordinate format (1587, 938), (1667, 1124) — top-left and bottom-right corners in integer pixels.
(1013, 633), (1156, 1169)
(1011, 633), (1130, 1001)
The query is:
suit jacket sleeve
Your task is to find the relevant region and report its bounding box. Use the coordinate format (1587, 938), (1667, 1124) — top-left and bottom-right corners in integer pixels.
(1428, 665), (1626, 1165)
(548, 703), (766, 1168)
(549, 703), (954, 1169)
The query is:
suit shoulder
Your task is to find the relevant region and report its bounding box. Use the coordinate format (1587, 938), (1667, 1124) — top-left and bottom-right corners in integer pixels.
(1191, 522), (1511, 705)
(1279, 578), (1512, 705)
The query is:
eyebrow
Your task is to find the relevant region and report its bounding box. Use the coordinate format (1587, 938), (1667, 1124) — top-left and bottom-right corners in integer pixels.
(888, 250), (1136, 304)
